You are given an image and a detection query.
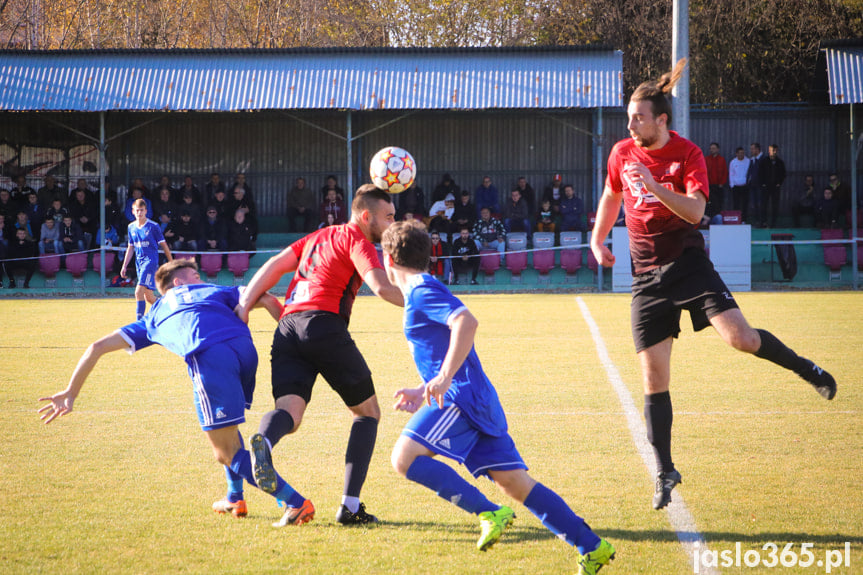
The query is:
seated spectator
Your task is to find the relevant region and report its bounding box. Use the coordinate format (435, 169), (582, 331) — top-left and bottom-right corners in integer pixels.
(0, 189), (16, 224)
(472, 206), (506, 262)
(320, 175), (344, 203)
(428, 193), (455, 235)
(5, 227), (37, 288)
(428, 230), (451, 282)
(124, 187), (152, 223)
(37, 175), (65, 208)
(23, 192), (44, 239)
(69, 178), (94, 203)
(401, 211), (423, 222)
(69, 188), (97, 248)
(792, 175), (817, 228)
(13, 211), (35, 241)
(104, 193), (124, 241)
(319, 188), (346, 228)
(45, 198), (69, 226)
(395, 182), (425, 220)
(542, 173), (564, 214)
(129, 177), (150, 199)
(151, 186), (177, 232)
(474, 176), (500, 217)
(559, 185), (585, 232)
(10, 175), (36, 208)
(815, 186), (841, 229)
(536, 198), (556, 233)
(97, 222), (120, 247)
(204, 172), (225, 204)
(450, 225), (479, 285)
(432, 173), (460, 203)
(503, 188), (530, 233)
(39, 218), (63, 255)
(178, 189), (204, 226)
(59, 215), (86, 253)
(0, 218), (7, 287)
(515, 176), (537, 215)
(452, 190), (476, 232)
(287, 177), (317, 233)
(156, 175), (178, 203)
(179, 175), (202, 205)
(209, 188), (231, 223)
(828, 173), (851, 222)
(228, 209), (256, 251)
(168, 209), (200, 252)
(200, 205), (228, 251)
(232, 173), (255, 205)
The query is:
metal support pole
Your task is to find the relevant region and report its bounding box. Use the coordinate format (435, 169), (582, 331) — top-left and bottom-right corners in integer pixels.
(346, 112), (353, 218)
(99, 112), (107, 295)
(851, 104), (858, 290)
(594, 107), (604, 291)
(672, 0), (690, 139)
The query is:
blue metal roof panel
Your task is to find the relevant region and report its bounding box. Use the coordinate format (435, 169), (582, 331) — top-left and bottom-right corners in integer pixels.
(0, 49), (623, 111)
(823, 46), (863, 105)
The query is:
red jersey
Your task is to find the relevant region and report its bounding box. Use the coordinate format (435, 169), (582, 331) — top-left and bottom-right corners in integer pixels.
(705, 153), (729, 186)
(282, 222), (382, 323)
(605, 131), (710, 274)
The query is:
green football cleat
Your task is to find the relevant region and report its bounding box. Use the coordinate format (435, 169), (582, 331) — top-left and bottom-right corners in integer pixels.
(476, 505), (515, 551)
(578, 538), (616, 575)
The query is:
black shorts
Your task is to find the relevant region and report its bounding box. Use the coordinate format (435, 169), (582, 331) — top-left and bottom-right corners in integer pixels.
(271, 310), (375, 407)
(630, 247), (739, 352)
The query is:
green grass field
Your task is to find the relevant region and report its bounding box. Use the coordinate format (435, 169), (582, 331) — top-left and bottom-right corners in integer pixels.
(1, 292), (860, 574)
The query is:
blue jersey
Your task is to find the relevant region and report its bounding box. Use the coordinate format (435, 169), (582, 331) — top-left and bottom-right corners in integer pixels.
(119, 283), (251, 359)
(127, 219), (165, 271)
(403, 273), (507, 436)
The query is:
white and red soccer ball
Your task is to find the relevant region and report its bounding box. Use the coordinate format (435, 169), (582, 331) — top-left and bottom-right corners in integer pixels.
(370, 146), (416, 194)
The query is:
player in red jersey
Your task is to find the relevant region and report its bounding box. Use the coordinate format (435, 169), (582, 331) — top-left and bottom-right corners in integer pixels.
(591, 59), (836, 511)
(236, 184), (403, 526)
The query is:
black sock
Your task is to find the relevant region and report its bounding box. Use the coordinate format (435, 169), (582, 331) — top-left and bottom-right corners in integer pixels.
(344, 416), (378, 498)
(258, 409), (295, 448)
(644, 391), (674, 474)
(754, 329), (808, 375)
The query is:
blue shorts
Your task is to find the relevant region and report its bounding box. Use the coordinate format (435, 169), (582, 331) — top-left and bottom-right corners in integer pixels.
(137, 261), (158, 291)
(186, 338), (257, 431)
(401, 403), (526, 478)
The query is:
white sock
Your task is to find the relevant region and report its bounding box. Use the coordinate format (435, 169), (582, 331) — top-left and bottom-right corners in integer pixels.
(341, 495), (360, 514)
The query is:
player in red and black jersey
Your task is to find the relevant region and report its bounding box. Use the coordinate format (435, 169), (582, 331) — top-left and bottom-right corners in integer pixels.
(237, 184), (403, 526)
(591, 59), (836, 511)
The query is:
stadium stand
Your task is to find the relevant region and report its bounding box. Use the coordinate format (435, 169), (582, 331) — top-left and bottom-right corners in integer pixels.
(721, 210), (742, 224)
(91, 251), (115, 275)
(821, 229), (847, 282)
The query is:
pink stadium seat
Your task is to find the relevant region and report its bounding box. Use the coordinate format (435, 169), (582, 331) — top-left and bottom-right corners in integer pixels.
(64, 252), (89, 278)
(91, 251), (115, 274)
(479, 249), (500, 277)
(175, 253), (196, 262)
(227, 253), (250, 278)
(532, 232), (555, 275)
(200, 253), (223, 278)
(559, 231), (582, 276)
(587, 212), (597, 228)
(587, 249), (599, 273)
(821, 229), (847, 280)
(721, 210), (742, 225)
(505, 251), (527, 276)
(39, 254), (62, 278)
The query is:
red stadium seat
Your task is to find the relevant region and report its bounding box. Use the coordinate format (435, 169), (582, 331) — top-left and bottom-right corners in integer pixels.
(39, 254), (62, 278)
(587, 250), (599, 273)
(64, 252), (88, 278)
(532, 232), (555, 275)
(821, 229), (847, 281)
(227, 253), (250, 279)
(479, 249), (500, 278)
(721, 210), (742, 225)
(505, 233), (528, 277)
(91, 251), (115, 274)
(200, 253), (223, 279)
(559, 231), (583, 276)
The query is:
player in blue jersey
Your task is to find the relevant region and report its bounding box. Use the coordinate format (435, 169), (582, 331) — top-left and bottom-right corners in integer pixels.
(121, 198), (173, 319)
(380, 220), (615, 575)
(38, 259), (316, 527)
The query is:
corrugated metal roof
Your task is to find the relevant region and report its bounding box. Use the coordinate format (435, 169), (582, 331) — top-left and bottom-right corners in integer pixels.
(0, 47), (622, 112)
(822, 43), (863, 105)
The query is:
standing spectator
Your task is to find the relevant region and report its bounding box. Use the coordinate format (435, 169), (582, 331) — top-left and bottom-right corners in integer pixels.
(23, 192), (45, 240)
(152, 187), (177, 232)
(286, 177), (317, 233)
(179, 175), (202, 206)
(37, 175), (64, 208)
(536, 198), (556, 233)
(320, 175), (344, 203)
(69, 178), (94, 203)
(228, 209), (256, 252)
(10, 175), (36, 209)
(204, 173), (225, 204)
(542, 173), (565, 215)
(200, 206), (228, 251)
(472, 207), (506, 263)
(827, 173), (852, 224)
(728, 147), (750, 222)
(748, 142), (766, 225)
(129, 178), (150, 200)
(179, 190), (204, 226)
(791, 175), (818, 228)
(452, 190), (476, 232)
(319, 188), (347, 228)
(704, 142), (728, 220)
(514, 176), (537, 215)
(474, 176), (500, 218)
(395, 182), (425, 221)
(450, 225), (479, 285)
(59, 215), (86, 254)
(39, 217), (62, 255)
(428, 230), (450, 282)
(432, 173), (459, 203)
(104, 193), (124, 241)
(760, 144), (786, 228)
(558, 185), (585, 232)
(232, 173), (256, 209)
(0, 189), (16, 225)
(157, 175), (178, 204)
(502, 189), (529, 233)
(124, 187), (153, 224)
(5, 227), (37, 288)
(209, 188), (231, 223)
(69, 188), (97, 248)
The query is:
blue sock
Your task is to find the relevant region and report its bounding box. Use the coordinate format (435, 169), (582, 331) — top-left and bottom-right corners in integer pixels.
(136, 300), (146, 320)
(523, 482), (601, 555)
(406, 455), (498, 515)
(224, 466), (244, 502)
(229, 448), (305, 508)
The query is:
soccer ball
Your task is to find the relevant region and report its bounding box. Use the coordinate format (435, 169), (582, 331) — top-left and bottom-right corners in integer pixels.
(370, 146), (416, 194)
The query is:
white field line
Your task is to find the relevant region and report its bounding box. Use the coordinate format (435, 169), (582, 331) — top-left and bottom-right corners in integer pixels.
(576, 296), (718, 575)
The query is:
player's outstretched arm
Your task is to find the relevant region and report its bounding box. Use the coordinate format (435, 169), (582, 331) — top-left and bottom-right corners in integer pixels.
(38, 331), (131, 425)
(425, 309), (478, 408)
(590, 186), (621, 268)
(236, 247), (299, 323)
(120, 243), (134, 278)
(363, 268), (404, 307)
(393, 384), (425, 413)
